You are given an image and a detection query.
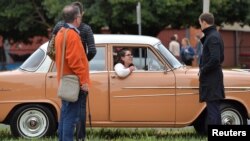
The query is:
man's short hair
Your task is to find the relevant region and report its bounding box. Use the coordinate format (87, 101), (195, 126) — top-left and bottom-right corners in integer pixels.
(199, 13), (214, 25)
(71, 1), (84, 15)
(63, 5), (80, 23)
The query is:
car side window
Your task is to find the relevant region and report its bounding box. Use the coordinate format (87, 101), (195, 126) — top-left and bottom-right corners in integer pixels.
(113, 46), (164, 71)
(51, 47), (106, 72)
(89, 47), (106, 71)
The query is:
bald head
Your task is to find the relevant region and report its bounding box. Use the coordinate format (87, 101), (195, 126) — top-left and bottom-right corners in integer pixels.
(63, 5), (80, 23)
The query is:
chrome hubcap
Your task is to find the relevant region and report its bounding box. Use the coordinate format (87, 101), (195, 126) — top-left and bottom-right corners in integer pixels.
(18, 109), (48, 138)
(221, 110), (241, 125)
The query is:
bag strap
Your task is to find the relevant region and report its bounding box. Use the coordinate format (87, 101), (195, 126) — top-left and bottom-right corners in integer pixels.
(60, 29), (69, 78)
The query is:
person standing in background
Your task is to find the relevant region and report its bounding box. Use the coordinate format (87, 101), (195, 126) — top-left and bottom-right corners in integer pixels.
(52, 1), (96, 61)
(169, 35), (180, 60)
(55, 5), (90, 141)
(4, 39), (12, 65)
(195, 34), (203, 65)
(180, 38), (195, 66)
(198, 13), (225, 129)
(174, 34), (181, 46)
(0, 36), (6, 71)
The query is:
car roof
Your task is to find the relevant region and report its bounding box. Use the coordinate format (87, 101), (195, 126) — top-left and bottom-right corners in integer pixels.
(94, 34), (160, 46)
(41, 34), (161, 51)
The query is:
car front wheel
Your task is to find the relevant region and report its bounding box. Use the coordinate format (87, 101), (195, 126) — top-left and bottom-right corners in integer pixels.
(10, 104), (56, 139)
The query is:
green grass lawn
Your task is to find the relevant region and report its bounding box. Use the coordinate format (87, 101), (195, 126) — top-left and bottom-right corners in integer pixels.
(0, 124), (207, 141)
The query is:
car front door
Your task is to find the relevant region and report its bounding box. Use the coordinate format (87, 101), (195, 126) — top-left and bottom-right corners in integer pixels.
(109, 45), (176, 122)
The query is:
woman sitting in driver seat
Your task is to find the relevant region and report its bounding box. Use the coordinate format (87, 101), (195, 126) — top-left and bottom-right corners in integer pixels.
(114, 48), (135, 77)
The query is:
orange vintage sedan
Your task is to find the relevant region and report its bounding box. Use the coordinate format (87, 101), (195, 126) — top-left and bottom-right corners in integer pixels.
(0, 35), (250, 138)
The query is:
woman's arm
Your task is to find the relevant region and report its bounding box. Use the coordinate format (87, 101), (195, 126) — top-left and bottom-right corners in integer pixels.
(114, 63), (131, 77)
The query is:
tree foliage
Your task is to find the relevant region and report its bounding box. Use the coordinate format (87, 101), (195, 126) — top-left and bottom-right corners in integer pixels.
(0, 0), (249, 41)
(210, 0), (250, 26)
(1, 0), (48, 41)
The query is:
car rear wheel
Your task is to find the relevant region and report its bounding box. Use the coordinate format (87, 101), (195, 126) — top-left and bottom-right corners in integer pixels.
(194, 103), (247, 135)
(10, 104), (56, 139)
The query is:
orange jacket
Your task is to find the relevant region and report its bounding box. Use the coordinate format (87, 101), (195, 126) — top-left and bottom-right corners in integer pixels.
(55, 27), (90, 86)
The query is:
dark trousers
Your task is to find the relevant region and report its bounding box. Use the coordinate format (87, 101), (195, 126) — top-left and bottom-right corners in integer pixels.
(206, 100), (222, 125)
(58, 90), (87, 141)
(76, 91), (87, 141)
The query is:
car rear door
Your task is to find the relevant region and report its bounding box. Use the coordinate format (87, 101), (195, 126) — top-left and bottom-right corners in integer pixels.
(46, 45), (110, 121)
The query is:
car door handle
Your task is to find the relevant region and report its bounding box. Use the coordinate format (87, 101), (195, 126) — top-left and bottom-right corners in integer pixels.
(111, 75), (117, 79)
(48, 75), (56, 78)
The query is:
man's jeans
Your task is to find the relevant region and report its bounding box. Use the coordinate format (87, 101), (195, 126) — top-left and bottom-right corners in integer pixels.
(58, 90), (87, 141)
(76, 91), (87, 140)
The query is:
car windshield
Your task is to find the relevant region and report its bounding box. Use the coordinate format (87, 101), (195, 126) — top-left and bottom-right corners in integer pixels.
(19, 48), (46, 71)
(155, 43), (183, 69)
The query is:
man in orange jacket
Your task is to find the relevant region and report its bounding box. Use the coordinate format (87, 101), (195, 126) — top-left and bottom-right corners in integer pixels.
(55, 5), (89, 141)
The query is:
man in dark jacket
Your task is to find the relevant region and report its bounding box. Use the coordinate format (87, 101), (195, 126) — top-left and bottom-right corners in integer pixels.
(52, 2), (96, 61)
(198, 13), (225, 125)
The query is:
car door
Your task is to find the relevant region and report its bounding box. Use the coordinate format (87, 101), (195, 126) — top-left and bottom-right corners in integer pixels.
(46, 45), (110, 121)
(88, 45), (110, 121)
(109, 45), (176, 122)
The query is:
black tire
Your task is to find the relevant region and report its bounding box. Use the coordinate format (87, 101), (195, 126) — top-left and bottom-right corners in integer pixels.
(194, 103), (247, 135)
(193, 111), (207, 135)
(10, 104), (57, 139)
